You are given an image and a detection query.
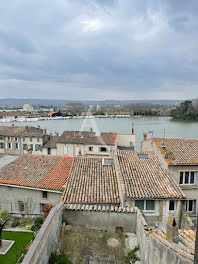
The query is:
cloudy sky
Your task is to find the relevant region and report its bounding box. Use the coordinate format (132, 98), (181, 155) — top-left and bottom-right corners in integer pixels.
(0, 0), (198, 100)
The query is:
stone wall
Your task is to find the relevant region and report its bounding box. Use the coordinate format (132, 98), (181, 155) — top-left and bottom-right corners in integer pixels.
(22, 202), (64, 264)
(62, 208), (137, 233)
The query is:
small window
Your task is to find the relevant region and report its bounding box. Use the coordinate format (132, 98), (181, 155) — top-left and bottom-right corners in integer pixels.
(190, 172), (195, 184)
(23, 144), (27, 150)
(186, 200), (196, 213)
(0, 142), (4, 149)
(7, 136), (11, 141)
(169, 201), (175, 211)
(146, 200), (155, 211)
(102, 158), (114, 166)
(180, 171), (196, 185)
(135, 200), (144, 210)
(7, 142), (12, 149)
(42, 191), (48, 198)
(30, 144), (33, 150)
(40, 203), (46, 214)
(88, 146), (93, 151)
(15, 143), (18, 149)
(185, 172), (189, 184)
(0, 136), (4, 141)
(30, 137), (32, 142)
(37, 137), (40, 142)
(15, 137), (18, 141)
(180, 172), (183, 184)
(138, 154), (149, 159)
(100, 147), (107, 152)
(18, 201), (25, 212)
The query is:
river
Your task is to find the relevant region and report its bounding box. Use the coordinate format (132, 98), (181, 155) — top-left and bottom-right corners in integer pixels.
(2, 117), (198, 150)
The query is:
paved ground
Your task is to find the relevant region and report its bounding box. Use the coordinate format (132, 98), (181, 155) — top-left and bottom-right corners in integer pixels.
(61, 229), (141, 264)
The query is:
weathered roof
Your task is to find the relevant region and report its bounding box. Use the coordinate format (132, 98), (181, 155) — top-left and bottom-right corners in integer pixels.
(153, 137), (198, 165)
(57, 131), (117, 146)
(0, 111), (30, 117)
(0, 155), (73, 191)
(0, 125), (46, 137)
(115, 150), (184, 199)
(150, 229), (195, 262)
(63, 156), (120, 205)
(43, 136), (60, 149)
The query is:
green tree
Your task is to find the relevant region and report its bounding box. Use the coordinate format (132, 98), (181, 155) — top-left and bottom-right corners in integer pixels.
(0, 210), (10, 247)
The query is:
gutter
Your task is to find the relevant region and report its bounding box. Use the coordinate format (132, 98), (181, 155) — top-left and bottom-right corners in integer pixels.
(0, 182), (62, 194)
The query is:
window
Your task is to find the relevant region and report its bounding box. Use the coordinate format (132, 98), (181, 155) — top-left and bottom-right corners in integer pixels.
(88, 146), (93, 152)
(30, 137), (32, 142)
(0, 142), (4, 149)
(30, 144), (33, 150)
(40, 203), (46, 214)
(169, 201), (175, 211)
(99, 147), (107, 152)
(186, 200), (196, 213)
(37, 137), (40, 142)
(0, 136), (4, 141)
(15, 137), (18, 141)
(35, 144), (42, 151)
(135, 200), (155, 211)
(18, 201), (25, 212)
(102, 158), (114, 165)
(42, 191), (48, 198)
(23, 144), (28, 150)
(15, 143), (19, 149)
(7, 142), (12, 149)
(180, 171), (197, 185)
(7, 136), (11, 141)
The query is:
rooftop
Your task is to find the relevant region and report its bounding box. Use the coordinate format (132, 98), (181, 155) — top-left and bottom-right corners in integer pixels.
(43, 135), (60, 149)
(0, 155), (73, 191)
(0, 125), (46, 137)
(153, 137), (198, 165)
(115, 150), (185, 199)
(63, 156), (120, 205)
(58, 131), (117, 146)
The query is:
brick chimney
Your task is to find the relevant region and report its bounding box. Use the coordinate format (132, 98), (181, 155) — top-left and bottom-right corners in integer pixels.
(143, 133), (147, 141)
(166, 216), (179, 243)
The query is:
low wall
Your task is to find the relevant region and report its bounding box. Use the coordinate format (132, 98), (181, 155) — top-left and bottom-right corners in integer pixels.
(149, 235), (192, 264)
(136, 209), (149, 264)
(63, 208), (137, 233)
(22, 202), (64, 264)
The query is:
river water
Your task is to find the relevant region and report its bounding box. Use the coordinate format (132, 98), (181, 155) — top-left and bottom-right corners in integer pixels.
(2, 117), (198, 150)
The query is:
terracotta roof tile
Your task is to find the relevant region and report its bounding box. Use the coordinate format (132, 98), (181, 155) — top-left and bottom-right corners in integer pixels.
(0, 155), (73, 191)
(153, 138), (198, 165)
(115, 150), (184, 199)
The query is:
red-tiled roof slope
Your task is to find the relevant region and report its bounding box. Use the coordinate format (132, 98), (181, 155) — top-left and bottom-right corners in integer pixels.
(0, 155), (73, 191)
(153, 137), (198, 165)
(63, 156), (120, 205)
(115, 150), (184, 199)
(58, 131), (117, 146)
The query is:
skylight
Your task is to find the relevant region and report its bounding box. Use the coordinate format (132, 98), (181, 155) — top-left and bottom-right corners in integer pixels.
(138, 154), (149, 159)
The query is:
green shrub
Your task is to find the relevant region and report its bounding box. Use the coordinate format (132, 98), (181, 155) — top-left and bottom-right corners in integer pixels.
(30, 224), (37, 232)
(34, 217), (44, 227)
(49, 253), (73, 264)
(11, 217), (20, 227)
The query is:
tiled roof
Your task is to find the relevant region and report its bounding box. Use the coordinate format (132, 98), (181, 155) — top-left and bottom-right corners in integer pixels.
(43, 136), (60, 149)
(150, 229), (195, 262)
(58, 131), (117, 146)
(0, 155), (73, 191)
(153, 138), (198, 165)
(0, 125), (46, 137)
(63, 156), (120, 205)
(115, 150), (184, 199)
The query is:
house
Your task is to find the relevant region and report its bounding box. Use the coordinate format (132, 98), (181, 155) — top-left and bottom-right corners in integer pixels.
(142, 136), (198, 223)
(48, 111), (62, 117)
(43, 134), (59, 155)
(62, 151), (185, 226)
(0, 154), (73, 216)
(56, 131), (117, 156)
(0, 111), (30, 121)
(0, 125), (48, 155)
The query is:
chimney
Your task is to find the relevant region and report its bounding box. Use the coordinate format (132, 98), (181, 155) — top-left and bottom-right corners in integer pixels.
(38, 125), (40, 129)
(90, 127), (93, 132)
(166, 216), (179, 243)
(132, 123), (134, 134)
(55, 132), (59, 136)
(143, 133), (147, 141)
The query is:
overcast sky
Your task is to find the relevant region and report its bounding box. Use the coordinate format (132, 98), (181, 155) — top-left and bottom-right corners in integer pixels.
(0, 0), (198, 100)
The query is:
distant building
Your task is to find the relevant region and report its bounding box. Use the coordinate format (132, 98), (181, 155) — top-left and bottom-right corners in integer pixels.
(23, 104), (34, 112)
(48, 111), (62, 117)
(0, 154), (73, 216)
(0, 111), (29, 121)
